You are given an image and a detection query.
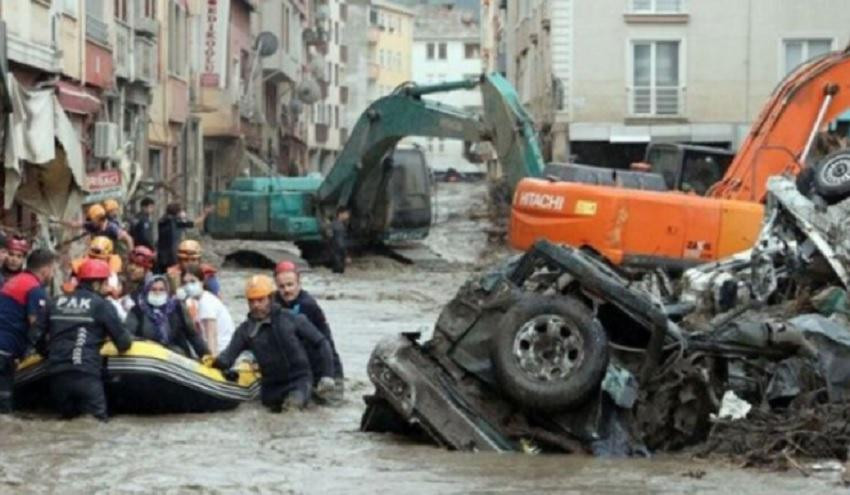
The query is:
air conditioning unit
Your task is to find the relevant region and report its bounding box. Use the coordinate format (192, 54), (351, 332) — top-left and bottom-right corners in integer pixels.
(94, 122), (119, 160)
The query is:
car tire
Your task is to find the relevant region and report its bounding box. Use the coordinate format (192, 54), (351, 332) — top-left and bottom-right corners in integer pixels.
(813, 150), (850, 201)
(491, 295), (609, 412)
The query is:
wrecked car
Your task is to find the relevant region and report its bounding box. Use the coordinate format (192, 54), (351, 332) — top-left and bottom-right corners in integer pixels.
(362, 152), (850, 460)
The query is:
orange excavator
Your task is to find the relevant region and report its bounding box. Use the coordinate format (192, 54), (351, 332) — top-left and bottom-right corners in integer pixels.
(510, 47), (850, 270)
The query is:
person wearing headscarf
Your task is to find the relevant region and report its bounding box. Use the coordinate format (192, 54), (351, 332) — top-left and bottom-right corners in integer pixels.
(125, 275), (209, 358)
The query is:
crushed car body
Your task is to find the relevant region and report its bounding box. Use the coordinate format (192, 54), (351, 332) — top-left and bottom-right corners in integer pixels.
(362, 169), (850, 462)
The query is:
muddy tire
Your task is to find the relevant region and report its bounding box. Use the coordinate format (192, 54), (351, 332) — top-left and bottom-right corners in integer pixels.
(491, 295), (608, 412)
(813, 150), (850, 201)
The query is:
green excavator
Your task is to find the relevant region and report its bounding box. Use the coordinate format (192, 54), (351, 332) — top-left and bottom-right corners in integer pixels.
(205, 73), (545, 262)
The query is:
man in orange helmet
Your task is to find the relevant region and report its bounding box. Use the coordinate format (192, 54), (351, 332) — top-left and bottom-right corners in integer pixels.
(210, 275), (335, 412)
(56, 204), (134, 250)
(38, 258), (132, 420)
(63, 236), (123, 294)
(166, 239), (220, 296)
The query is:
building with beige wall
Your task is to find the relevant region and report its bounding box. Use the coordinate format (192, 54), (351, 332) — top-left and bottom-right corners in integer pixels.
(366, 0), (413, 102)
(504, 0), (850, 166)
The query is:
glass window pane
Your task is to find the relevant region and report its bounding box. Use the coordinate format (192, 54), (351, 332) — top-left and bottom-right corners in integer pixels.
(656, 0), (681, 12)
(784, 41), (804, 74)
(808, 39), (832, 58)
(633, 44), (651, 86)
(656, 41), (679, 86)
(632, 0), (652, 12)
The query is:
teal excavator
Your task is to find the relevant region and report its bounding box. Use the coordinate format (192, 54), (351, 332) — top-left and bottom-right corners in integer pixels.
(206, 73), (545, 262)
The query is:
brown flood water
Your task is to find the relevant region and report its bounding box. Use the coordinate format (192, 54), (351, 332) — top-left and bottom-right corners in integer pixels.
(0, 184), (842, 494)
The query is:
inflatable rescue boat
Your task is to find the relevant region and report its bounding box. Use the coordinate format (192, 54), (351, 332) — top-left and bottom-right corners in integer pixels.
(14, 341), (260, 414)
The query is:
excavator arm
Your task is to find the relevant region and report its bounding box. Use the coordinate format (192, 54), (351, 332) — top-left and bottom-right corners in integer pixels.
(315, 73), (545, 239)
(711, 46), (850, 201)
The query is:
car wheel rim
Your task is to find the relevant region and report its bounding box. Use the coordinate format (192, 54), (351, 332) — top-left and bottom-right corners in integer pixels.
(821, 156), (850, 186)
(512, 314), (584, 382)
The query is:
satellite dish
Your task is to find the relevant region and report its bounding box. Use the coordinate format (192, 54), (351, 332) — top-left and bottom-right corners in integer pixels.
(255, 32), (279, 57)
(296, 78), (321, 104)
(309, 55), (327, 81)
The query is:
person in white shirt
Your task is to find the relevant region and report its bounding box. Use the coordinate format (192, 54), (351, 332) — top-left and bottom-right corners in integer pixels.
(176, 263), (235, 354)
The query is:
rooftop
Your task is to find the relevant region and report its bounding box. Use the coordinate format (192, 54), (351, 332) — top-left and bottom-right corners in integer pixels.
(413, 4), (480, 40)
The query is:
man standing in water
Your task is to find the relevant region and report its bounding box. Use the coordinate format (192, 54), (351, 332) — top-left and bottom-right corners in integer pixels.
(210, 275), (336, 412)
(0, 249), (56, 413)
(40, 259), (132, 420)
(273, 261), (344, 399)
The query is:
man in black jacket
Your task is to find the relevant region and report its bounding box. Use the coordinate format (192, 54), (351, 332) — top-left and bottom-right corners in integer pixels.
(273, 261), (344, 384)
(211, 275), (335, 412)
(130, 197), (156, 249)
(38, 259), (132, 420)
(156, 202), (211, 273)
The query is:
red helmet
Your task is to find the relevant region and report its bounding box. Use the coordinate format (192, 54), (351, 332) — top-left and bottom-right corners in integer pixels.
(77, 259), (111, 281)
(7, 237), (29, 254)
(275, 260), (297, 274)
(129, 246), (156, 269)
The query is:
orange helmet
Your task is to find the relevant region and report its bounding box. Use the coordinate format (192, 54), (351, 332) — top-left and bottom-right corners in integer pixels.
(87, 204), (106, 222)
(88, 236), (114, 259)
(177, 239), (202, 260)
(245, 275), (275, 299)
(103, 199), (120, 214)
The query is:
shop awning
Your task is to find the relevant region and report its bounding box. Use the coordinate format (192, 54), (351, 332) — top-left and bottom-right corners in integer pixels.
(56, 80), (101, 115)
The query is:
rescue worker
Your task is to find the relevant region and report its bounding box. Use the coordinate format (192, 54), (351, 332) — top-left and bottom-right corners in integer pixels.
(329, 207), (349, 274)
(125, 275), (210, 358)
(0, 249), (56, 413)
(156, 202), (211, 273)
(58, 204), (134, 250)
(210, 275), (336, 412)
(103, 199), (122, 226)
(273, 261), (344, 390)
(130, 197), (156, 249)
(2, 237), (29, 281)
(124, 245), (156, 308)
(166, 239), (221, 296)
(39, 258), (132, 420)
(63, 236), (123, 294)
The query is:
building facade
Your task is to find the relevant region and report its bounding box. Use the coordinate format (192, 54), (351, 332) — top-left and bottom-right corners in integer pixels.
(503, 0), (850, 167)
(365, 0), (413, 103)
(408, 4), (482, 174)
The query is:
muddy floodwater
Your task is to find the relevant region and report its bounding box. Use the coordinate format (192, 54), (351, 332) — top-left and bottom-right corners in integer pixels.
(0, 184), (843, 494)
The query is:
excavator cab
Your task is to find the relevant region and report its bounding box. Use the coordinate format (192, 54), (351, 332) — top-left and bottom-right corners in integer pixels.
(644, 143), (735, 196)
(383, 146), (433, 242)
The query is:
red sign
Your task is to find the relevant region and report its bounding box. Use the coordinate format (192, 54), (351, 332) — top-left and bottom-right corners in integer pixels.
(87, 170), (122, 191)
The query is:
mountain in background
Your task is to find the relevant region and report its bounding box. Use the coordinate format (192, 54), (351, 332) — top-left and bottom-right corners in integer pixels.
(391, 0), (480, 20)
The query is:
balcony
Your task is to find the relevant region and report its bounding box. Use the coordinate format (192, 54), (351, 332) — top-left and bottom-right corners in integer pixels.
(367, 26), (380, 45)
(315, 123), (329, 143)
(114, 23), (131, 79)
(368, 62), (380, 81)
(135, 17), (159, 37)
(628, 85), (685, 117)
(134, 37), (157, 86)
(86, 14), (110, 46)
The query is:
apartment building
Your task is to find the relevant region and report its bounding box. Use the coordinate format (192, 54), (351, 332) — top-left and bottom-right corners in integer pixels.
(303, 0), (348, 174)
(366, 0), (413, 102)
(409, 4), (482, 174)
(503, 0), (850, 166)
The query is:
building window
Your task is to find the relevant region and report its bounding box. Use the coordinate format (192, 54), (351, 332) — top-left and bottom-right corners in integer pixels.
(438, 43), (447, 60)
(282, 6), (291, 54)
(335, 106), (340, 129)
(438, 139), (444, 152)
(114, 0), (128, 22)
(630, 40), (682, 116)
(631, 0), (683, 13)
(340, 3), (348, 21)
(334, 64), (339, 86)
(426, 43), (435, 60)
(144, 0), (156, 18)
(784, 39), (832, 75)
(369, 9), (378, 25)
(334, 21), (339, 45)
(265, 82), (278, 126)
(62, 0), (79, 16)
(168, 1), (188, 77)
(464, 43), (480, 59)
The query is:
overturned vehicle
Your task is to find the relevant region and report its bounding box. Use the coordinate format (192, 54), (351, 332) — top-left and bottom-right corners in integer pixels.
(362, 157), (850, 458)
